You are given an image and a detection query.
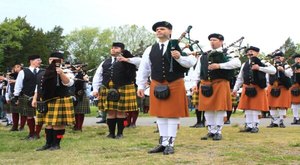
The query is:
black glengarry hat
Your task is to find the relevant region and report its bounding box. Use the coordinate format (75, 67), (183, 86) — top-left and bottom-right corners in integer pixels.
(246, 46), (260, 53)
(152, 21), (172, 31)
(112, 42), (125, 50)
(208, 33), (224, 41)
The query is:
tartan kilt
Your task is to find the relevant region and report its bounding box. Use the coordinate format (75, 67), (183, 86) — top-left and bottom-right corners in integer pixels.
(36, 111), (46, 125)
(44, 97), (75, 126)
(98, 82), (138, 112)
(19, 95), (35, 117)
(191, 92), (199, 106)
(74, 94), (91, 114)
(10, 104), (19, 113)
(3, 103), (11, 113)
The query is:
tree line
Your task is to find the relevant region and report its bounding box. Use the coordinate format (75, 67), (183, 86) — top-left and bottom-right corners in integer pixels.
(1, 16), (300, 75)
(0, 16), (156, 75)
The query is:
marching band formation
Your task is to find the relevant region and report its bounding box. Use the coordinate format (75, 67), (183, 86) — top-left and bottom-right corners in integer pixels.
(0, 21), (300, 155)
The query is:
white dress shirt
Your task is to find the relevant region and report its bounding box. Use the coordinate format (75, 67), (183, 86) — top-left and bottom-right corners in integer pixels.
(92, 56), (141, 93)
(233, 59), (276, 92)
(136, 41), (197, 90)
(14, 66), (39, 96)
(192, 47), (242, 87)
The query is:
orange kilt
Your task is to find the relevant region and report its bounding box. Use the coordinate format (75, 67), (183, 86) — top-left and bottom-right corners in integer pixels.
(290, 84), (300, 104)
(267, 85), (291, 109)
(238, 84), (268, 111)
(198, 79), (232, 111)
(149, 79), (189, 118)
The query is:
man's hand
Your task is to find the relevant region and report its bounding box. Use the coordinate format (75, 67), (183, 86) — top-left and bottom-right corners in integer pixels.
(93, 91), (99, 98)
(232, 91), (237, 97)
(277, 66), (284, 72)
(208, 63), (220, 70)
(137, 89), (145, 98)
(171, 50), (181, 59)
(251, 64), (260, 70)
(192, 86), (198, 94)
(117, 56), (129, 62)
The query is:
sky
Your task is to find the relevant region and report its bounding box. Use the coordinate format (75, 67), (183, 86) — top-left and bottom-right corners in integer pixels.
(0, 0), (299, 54)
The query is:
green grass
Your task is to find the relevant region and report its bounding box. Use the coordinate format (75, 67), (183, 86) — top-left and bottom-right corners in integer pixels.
(0, 124), (299, 165)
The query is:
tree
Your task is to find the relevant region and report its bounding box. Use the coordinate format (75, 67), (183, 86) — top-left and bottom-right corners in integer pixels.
(64, 27), (113, 71)
(112, 24), (156, 55)
(0, 17), (29, 70)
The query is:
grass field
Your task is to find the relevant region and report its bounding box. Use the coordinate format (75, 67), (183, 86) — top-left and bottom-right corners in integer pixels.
(0, 123), (300, 165)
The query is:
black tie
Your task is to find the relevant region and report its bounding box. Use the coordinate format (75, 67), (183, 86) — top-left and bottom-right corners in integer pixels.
(160, 44), (164, 56)
(33, 68), (37, 75)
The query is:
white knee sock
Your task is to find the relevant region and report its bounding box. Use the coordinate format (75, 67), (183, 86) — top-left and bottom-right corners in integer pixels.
(245, 110), (253, 128)
(204, 111), (215, 133)
(291, 104), (299, 119)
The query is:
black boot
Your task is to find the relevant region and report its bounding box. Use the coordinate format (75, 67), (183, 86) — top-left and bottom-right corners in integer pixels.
(291, 117), (300, 125)
(116, 118), (125, 139)
(240, 123), (252, 132)
(49, 129), (65, 151)
(106, 118), (116, 138)
(163, 137), (175, 155)
(190, 110), (202, 128)
(224, 111), (232, 124)
(279, 119), (286, 128)
(267, 117), (278, 128)
(251, 123), (259, 133)
(36, 129), (53, 151)
(148, 136), (165, 153)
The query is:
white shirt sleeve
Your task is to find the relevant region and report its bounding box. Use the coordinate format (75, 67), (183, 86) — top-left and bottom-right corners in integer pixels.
(5, 84), (10, 100)
(219, 57), (242, 70)
(136, 46), (152, 90)
(191, 56), (201, 87)
(92, 62), (104, 93)
(284, 66), (293, 78)
(128, 57), (141, 69)
(233, 63), (245, 92)
(259, 65), (276, 75)
(175, 55), (197, 68)
(13, 70), (24, 96)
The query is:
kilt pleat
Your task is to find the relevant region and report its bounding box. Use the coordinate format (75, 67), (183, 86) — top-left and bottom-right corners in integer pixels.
(19, 95), (35, 117)
(74, 95), (91, 114)
(98, 81), (138, 112)
(44, 97), (75, 126)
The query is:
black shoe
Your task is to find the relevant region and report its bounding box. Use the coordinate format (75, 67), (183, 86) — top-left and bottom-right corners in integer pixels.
(130, 124), (136, 128)
(96, 115), (102, 118)
(224, 120), (231, 124)
(115, 134), (123, 139)
(212, 133), (222, 141)
(148, 145), (165, 153)
(6, 121), (13, 126)
(106, 133), (115, 139)
(163, 146), (174, 155)
(251, 127), (259, 133)
(21, 135), (35, 140)
(291, 118), (300, 125)
(10, 127), (19, 131)
(96, 120), (106, 124)
(267, 123), (278, 128)
(36, 144), (51, 151)
(239, 127), (252, 132)
(279, 123), (286, 128)
(190, 123), (203, 128)
(201, 133), (214, 140)
(49, 145), (61, 151)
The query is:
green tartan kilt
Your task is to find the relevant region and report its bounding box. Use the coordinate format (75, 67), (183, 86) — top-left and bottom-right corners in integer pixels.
(43, 97), (75, 126)
(10, 104), (19, 113)
(3, 103), (11, 113)
(19, 95), (35, 117)
(191, 92), (199, 106)
(98, 82), (138, 112)
(74, 94), (91, 114)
